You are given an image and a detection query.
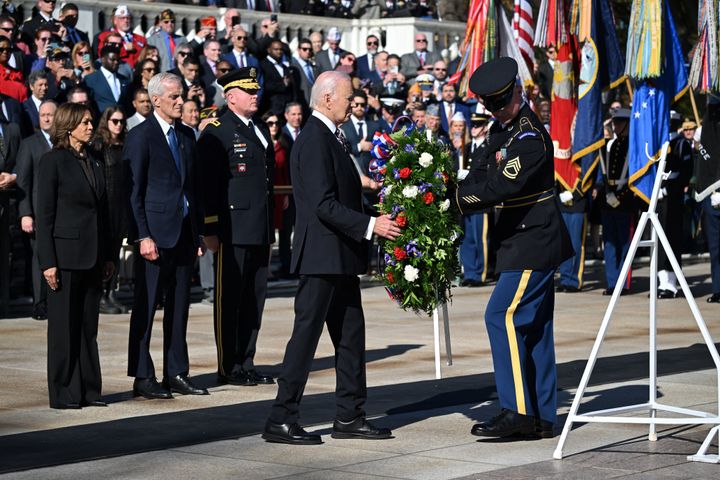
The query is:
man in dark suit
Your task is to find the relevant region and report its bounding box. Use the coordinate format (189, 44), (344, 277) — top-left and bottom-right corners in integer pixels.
(264, 71), (400, 445)
(21, 0), (58, 44)
(15, 100), (55, 320)
(125, 72), (208, 400)
(260, 39), (294, 115)
(400, 33), (441, 82)
(341, 90), (380, 174)
(199, 67), (276, 387)
(355, 34), (380, 81)
(23, 70), (49, 132)
(290, 38), (316, 106)
(84, 46), (129, 115)
(438, 83), (471, 133)
(59, 3), (89, 46)
(314, 28), (347, 75)
(200, 39), (222, 89)
(0, 94), (24, 127)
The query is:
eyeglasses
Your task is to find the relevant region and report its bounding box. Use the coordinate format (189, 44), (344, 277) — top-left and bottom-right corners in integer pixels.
(367, 41), (378, 46)
(109, 118), (125, 125)
(42, 0), (57, 4)
(236, 36), (247, 40)
(415, 38), (427, 43)
(266, 120), (279, 126)
(177, 51), (190, 57)
(299, 47), (311, 51)
(76, 50), (90, 56)
(162, 20), (175, 25)
(434, 68), (447, 72)
(0, 47), (10, 53)
(142, 67), (157, 72)
(351, 102), (366, 107)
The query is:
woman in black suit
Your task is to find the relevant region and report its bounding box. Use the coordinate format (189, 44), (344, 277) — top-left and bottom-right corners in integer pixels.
(36, 103), (114, 410)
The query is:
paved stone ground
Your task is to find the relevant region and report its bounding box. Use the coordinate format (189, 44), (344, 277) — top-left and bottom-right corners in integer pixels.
(0, 260), (719, 478)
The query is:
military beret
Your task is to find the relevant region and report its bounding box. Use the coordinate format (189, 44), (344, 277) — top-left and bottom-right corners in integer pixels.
(200, 16), (217, 28)
(218, 66), (260, 93)
(113, 5), (130, 17)
(469, 57), (518, 111)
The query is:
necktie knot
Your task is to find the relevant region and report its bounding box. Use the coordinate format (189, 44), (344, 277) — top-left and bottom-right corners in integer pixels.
(335, 129), (351, 154)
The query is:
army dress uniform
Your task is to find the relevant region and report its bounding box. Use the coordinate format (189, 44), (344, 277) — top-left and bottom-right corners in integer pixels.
(597, 110), (637, 294)
(456, 58), (573, 437)
(556, 186), (591, 292)
(199, 68), (276, 386)
(459, 112), (495, 285)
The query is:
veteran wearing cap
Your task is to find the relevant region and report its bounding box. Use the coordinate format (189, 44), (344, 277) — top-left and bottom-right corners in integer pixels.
(455, 57), (573, 439)
(97, 5), (146, 68)
(146, 9), (186, 72)
(199, 67), (276, 387)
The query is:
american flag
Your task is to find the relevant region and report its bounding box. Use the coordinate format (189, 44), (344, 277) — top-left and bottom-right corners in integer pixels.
(513, 0), (535, 71)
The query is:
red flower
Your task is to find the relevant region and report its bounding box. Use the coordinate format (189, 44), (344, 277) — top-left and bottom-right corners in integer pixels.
(442, 172), (449, 184)
(393, 247), (407, 260)
(399, 167), (412, 179)
(396, 214), (407, 228)
(386, 272), (395, 283)
(423, 192), (435, 205)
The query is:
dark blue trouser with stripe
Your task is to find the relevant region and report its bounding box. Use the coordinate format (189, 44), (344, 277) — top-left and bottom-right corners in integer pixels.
(460, 213), (489, 283)
(485, 269), (557, 423)
(558, 212), (586, 289)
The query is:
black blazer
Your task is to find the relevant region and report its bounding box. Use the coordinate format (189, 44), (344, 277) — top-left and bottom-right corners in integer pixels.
(260, 58), (293, 115)
(199, 110), (275, 245)
(15, 131), (52, 218)
(290, 115), (370, 275)
(341, 117), (380, 174)
(0, 122), (21, 174)
(124, 114), (201, 249)
(36, 148), (110, 271)
(22, 98), (39, 131)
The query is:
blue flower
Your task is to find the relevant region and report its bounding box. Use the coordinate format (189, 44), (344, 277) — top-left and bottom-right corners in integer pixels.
(404, 144), (415, 153)
(393, 168), (400, 180)
(405, 240), (422, 258)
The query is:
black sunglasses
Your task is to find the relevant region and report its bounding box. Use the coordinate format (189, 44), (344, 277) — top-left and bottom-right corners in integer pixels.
(299, 47), (311, 51)
(218, 68), (231, 73)
(109, 118), (125, 125)
(177, 51), (190, 57)
(367, 41), (378, 46)
(266, 120), (279, 126)
(236, 36), (247, 40)
(0, 47), (10, 53)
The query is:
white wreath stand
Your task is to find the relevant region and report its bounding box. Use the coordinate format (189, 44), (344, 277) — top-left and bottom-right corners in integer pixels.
(432, 302), (453, 379)
(553, 142), (720, 463)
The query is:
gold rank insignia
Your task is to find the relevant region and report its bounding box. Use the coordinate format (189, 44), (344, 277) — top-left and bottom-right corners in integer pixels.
(207, 119), (221, 127)
(503, 156), (521, 179)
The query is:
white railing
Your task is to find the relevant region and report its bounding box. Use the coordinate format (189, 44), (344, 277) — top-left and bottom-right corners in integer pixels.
(16, 0), (465, 60)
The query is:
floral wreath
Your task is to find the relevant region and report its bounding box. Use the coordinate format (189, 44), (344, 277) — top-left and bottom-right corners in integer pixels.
(369, 117), (463, 316)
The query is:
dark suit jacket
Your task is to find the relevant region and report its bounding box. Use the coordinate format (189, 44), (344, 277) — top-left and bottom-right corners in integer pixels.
(355, 53), (375, 80)
(200, 59), (217, 90)
(290, 57), (315, 104)
(260, 58), (293, 115)
(439, 101), (471, 133)
(221, 50), (264, 100)
(36, 148), (111, 271)
(22, 98), (39, 131)
(0, 95), (24, 125)
(15, 131), (52, 218)
(83, 69), (130, 115)
(400, 50), (441, 80)
(124, 114), (201, 249)
(341, 117), (380, 174)
(290, 115), (370, 275)
(0, 122), (22, 174)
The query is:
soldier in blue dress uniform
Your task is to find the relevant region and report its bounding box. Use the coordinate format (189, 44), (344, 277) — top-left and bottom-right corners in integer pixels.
(454, 57), (573, 438)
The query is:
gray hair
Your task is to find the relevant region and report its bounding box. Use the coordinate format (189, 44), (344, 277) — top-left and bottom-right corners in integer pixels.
(28, 69), (48, 86)
(148, 73), (182, 98)
(309, 71), (350, 109)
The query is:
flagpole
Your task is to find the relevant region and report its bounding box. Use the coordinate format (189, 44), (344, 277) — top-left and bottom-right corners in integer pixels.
(625, 78), (634, 102)
(689, 87), (701, 126)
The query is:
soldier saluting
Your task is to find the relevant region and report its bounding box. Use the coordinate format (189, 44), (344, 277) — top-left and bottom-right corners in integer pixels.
(454, 57), (573, 439)
(199, 67), (276, 387)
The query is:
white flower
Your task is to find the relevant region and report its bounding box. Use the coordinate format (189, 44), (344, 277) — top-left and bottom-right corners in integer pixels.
(387, 156), (395, 165)
(439, 199), (450, 212)
(384, 184), (393, 195)
(419, 152), (433, 168)
(404, 265), (420, 282)
(402, 186), (419, 198)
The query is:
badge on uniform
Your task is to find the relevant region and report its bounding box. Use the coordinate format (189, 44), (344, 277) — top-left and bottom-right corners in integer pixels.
(502, 156), (521, 179)
(234, 142), (247, 154)
(237, 163), (247, 173)
(496, 147), (507, 164)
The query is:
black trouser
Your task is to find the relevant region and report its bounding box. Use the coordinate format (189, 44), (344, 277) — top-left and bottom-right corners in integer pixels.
(214, 243), (269, 376)
(657, 190), (684, 271)
(29, 236), (47, 309)
(47, 264), (103, 407)
(269, 274), (367, 424)
(278, 198), (295, 274)
(127, 220), (195, 380)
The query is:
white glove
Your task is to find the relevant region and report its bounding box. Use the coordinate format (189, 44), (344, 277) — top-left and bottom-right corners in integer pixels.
(658, 187), (667, 200)
(457, 169), (469, 181)
(711, 191), (720, 209)
(606, 192), (621, 208)
(559, 191), (573, 204)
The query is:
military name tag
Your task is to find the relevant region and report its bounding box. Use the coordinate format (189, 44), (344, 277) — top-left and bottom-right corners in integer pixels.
(237, 163), (247, 173)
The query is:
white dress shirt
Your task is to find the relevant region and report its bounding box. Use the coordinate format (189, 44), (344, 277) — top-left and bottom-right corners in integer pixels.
(233, 112), (268, 150)
(100, 66), (121, 101)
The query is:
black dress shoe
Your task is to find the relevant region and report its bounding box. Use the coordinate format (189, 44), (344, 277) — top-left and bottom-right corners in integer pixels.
(555, 285), (567, 293)
(460, 278), (471, 287)
(563, 286), (580, 293)
(331, 417), (392, 440)
(471, 409), (535, 438)
(99, 296), (121, 314)
(603, 288), (629, 296)
(707, 294), (720, 303)
(467, 280), (484, 287)
(218, 370), (257, 386)
(535, 419), (554, 438)
(51, 402), (81, 410)
(164, 374), (209, 395)
(262, 421), (322, 445)
(657, 289), (678, 299)
(133, 378), (173, 399)
(81, 400), (108, 407)
(245, 369), (275, 384)
(31, 305), (47, 320)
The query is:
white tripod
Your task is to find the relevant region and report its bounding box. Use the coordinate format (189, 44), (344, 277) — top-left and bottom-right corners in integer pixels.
(553, 142), (720, 463)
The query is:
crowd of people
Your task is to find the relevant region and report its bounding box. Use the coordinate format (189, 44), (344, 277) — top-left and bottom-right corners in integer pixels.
(0, 2), (718, 419)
